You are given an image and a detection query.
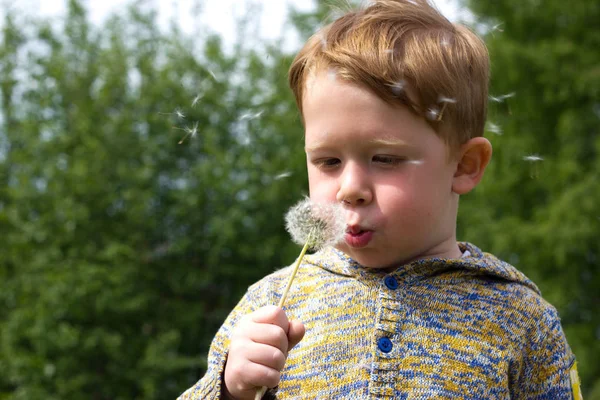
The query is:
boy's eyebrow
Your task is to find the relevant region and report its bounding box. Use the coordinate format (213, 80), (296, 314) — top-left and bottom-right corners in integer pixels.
(305, 136), (412, 152)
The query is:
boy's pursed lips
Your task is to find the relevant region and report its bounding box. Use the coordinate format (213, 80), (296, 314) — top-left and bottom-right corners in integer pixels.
(345, 224), (374, 247)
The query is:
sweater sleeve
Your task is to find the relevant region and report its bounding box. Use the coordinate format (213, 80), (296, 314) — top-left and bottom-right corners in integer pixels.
(177, 290), (259, 400)
(511, 304), (577, 399)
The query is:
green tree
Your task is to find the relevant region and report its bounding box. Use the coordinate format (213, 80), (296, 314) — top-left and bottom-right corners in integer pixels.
(0, 1), (306, 398)
(458, 0), (600, 396)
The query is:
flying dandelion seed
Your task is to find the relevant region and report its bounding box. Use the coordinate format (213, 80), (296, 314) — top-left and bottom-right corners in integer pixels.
(191, 94), (201, 107)
(426, 107), (440, 121)
(384, 49), (395, 54)
(176, 121), (199, 144)
(239, 110), (264, 121)
(327, 67), (337, 81)
(319, 33), (327, 49)
(486, 122), (503, 135)
(274, 171), (293, 180)
(436, 96), (456, 120)
(489, 92), (515, 103)
(158, 107), (186, 119)
(523, 154), (543, 162)
(208, 70), (218, 81)
(491, 23), (504, 33)
(175, 108), (185, 119)
(389, 80), (405, 96)
(438, 96), (457, 104)
(523, 154), (543, 179)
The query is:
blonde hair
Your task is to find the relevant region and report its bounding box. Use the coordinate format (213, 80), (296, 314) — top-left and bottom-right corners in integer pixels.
(289, 0), (489, 152)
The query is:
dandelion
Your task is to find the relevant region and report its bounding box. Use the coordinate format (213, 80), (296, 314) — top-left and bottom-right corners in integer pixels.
(208, 69), (218, 81)
(285, 198), (346, 251)
(255, 198), (345, 400)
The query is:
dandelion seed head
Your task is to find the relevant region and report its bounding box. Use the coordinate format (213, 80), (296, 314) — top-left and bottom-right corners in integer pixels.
(523, 154), (543, 162)
(285, 198), (346, 251)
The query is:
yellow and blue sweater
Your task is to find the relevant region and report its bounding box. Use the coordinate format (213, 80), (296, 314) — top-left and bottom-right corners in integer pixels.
(179, 242), (576, 399)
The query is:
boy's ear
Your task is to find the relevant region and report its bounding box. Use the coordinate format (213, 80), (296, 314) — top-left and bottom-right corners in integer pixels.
(452, 137), (492, 195)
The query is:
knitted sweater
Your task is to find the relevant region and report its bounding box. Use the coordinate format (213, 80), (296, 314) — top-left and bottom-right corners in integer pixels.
(179, 242), (576, 399)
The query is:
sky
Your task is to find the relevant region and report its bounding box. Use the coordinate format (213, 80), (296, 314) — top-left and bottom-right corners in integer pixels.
(4, 0), (467, 48)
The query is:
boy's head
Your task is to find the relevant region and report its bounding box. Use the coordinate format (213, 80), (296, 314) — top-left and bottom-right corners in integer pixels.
(289, 0), (492, 268)
(289, 0), (490, 153)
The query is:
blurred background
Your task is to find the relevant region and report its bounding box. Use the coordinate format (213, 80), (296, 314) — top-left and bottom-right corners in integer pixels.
(0, 0), (598, 398)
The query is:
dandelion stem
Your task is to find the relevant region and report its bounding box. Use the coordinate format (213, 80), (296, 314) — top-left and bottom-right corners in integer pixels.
(278, 240), (310, 308)
(255, 235), (312, 400)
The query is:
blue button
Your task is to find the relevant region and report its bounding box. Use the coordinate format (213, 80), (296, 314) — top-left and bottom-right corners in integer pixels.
(384, 276), (398, 290)
(377, 337), (393, 353)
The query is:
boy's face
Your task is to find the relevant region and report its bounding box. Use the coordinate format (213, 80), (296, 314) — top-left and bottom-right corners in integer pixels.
(303, 70), (462, 268)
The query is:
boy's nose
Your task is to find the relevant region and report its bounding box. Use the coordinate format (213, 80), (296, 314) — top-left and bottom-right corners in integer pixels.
(336, 163), (373, 206)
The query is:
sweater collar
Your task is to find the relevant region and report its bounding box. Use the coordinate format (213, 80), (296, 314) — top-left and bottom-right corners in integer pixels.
(303, 242), (540, 294)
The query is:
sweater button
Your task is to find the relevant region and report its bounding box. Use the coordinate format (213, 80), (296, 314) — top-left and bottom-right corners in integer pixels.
(377, 337), (393, 353)
(384, 276), (398, 290)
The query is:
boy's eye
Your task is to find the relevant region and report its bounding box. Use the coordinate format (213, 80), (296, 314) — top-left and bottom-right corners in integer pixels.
(314, 158), (341, 168)
(373, 155), (405, 165)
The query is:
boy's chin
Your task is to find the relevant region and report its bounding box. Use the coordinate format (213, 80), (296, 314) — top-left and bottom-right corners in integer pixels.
(335, 244), (399, 269)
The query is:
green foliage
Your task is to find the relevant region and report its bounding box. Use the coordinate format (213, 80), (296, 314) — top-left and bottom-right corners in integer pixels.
(1, 0), (598, 398)
(0, 1), (306, 398)
(458, 0), (600, 395)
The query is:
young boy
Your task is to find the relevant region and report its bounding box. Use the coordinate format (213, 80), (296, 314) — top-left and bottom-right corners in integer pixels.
(179, 0), (579, 398)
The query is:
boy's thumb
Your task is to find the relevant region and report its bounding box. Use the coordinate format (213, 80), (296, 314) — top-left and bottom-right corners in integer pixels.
(287, 319), (305, 350)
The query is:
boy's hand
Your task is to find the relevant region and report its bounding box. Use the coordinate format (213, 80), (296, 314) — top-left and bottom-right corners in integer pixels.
(222, 305), (305, 400)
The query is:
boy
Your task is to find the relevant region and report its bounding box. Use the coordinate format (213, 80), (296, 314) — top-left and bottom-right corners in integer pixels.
(179, 0), (579, 398)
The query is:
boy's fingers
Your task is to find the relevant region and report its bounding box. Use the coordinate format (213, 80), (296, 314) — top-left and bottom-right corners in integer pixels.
(248, 323), (288, 351)
(251, 306), (289, 332)
(287, 319), (306, 349)
(246, 342), (287, 371)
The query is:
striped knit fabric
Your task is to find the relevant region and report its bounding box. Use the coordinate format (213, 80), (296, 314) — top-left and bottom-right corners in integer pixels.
(179, 242), (576, 399)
